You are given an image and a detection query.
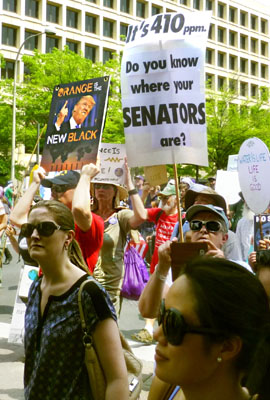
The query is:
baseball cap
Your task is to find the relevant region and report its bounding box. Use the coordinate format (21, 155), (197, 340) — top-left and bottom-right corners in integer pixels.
(41, 170), (80, 188)
(185, 186), (227, 213)
(186, 204), (229, 232)
(135, 175), (144, 181)
(158, 181), (176, 197)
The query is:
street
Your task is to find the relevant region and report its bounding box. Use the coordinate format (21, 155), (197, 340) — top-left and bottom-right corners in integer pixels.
(0, 245), (155, 400)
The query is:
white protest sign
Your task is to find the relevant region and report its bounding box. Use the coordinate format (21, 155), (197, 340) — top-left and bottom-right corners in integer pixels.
(215, 170), (241, 205)
(238, 137), (270, 214)
(227, 154), (238, 172)
(93, 143), (126, 185)
(121, 11), (211, 167)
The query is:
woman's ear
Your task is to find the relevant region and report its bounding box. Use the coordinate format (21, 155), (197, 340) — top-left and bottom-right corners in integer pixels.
(66, 230), (75, 245)
(218, 336), (243, 362)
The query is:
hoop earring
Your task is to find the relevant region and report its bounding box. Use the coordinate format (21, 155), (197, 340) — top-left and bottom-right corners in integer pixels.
(217, 357), (222, 363)
(64, 242), (69, 251)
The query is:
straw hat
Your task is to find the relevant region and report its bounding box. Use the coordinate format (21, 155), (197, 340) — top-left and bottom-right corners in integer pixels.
(90, 181), (128, 201)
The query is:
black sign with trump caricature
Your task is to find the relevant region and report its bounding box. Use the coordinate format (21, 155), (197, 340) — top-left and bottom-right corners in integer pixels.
(41, 76), (110, 172)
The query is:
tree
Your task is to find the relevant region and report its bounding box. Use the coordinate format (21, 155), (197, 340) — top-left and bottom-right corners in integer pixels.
(0, 47), (123, 182)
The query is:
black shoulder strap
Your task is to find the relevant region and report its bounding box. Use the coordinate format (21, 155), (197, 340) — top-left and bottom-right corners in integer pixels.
(155, 209), (164, 224)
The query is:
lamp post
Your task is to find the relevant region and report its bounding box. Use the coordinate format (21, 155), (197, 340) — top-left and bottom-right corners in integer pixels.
(11, 26), (56, 182)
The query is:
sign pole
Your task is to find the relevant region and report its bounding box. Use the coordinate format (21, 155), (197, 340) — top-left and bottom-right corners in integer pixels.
(173, 163), (184, 243)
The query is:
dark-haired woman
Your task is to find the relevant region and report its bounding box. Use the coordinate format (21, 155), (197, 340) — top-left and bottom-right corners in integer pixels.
(23, 200), (128, 400)
(149, 257), (270, 400)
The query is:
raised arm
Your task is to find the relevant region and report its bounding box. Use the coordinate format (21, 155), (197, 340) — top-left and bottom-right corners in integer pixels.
(125, 159), (148, 228)
(72, 163), (100, 232)
(10, 167), (45, 228)
(139, 240), (172, 318)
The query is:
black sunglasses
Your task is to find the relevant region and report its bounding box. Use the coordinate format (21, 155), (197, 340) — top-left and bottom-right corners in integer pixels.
(51, 184), (75, 193)
(190, 220), (222, 233)
(21, 221), (64, 238)
(158, 299), (222, 346)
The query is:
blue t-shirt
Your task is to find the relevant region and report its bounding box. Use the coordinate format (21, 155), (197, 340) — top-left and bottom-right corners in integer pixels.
(24, 275), (116, 400)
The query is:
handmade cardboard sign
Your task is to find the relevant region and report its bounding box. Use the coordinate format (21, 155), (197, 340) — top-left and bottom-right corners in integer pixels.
(121, 11), (211, 167)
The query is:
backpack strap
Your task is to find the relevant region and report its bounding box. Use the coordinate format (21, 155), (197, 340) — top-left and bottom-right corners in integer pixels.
(155, 209), (164, 224)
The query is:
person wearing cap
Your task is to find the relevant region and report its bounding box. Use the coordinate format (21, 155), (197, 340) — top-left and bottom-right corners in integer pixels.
(10, 166), (104, 273)
(207, 176), (216, 190)
(171, 185), (242, 261)
(72, 161), (148, 317)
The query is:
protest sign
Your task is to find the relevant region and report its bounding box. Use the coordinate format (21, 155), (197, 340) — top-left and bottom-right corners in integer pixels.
(144, 165), (167, 186)
(238, 137), (270, 214)
(215, 170), (241, 206)
(121, 11), (211, 167)
(41, 76), (110, 172)
(227, 155), (238, 172)
(93, 143), (126, 185)
(254, 214), (270, 251)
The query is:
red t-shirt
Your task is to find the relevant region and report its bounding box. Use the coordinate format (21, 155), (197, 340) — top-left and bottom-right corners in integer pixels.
(75, 213), (104, 273)
(147, 208), (178, 274)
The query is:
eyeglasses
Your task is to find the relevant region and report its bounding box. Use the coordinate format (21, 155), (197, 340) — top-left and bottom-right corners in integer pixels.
(190, 220), (222, 233)
(21, 221), (64, 238)
(158, 299), (222, 346)
(51, 184), (75, 193)
(94, 183), (113, 190)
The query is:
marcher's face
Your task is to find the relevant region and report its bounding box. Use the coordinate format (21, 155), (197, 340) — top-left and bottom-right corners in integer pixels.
(135, 178), (144, 189)
(50, 186), (75, 210)
(154, 275), (222, 386)
(26, 207), (70, 263)
(160, 195), (176, 214)
(180, 183), (189, 198)
(72, 97), (94, 125)
(94, 184), (116, 205)
(190, 211), (227, 249)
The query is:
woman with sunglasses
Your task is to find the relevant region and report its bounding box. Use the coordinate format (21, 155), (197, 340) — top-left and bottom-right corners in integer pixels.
(23, 200), (129, 400)
(149, 257), (270, 400)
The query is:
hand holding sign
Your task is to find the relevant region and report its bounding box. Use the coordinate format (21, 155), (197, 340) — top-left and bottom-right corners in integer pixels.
(56, 100), (69, 128)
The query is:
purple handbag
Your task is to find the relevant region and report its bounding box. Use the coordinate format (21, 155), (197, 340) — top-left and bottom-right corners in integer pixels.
(121, 246), (149, 300)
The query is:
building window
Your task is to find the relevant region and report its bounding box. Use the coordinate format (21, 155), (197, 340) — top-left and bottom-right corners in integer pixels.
(120, 0), (130, 13)
(229, 31), (236, 46)
(217, 52), (224, 67)
(251, 61), (257, 76)
(85, 15), (96, 33)
(217, 3), (225, 19)
(251, 38), (257, 53)
(136, 1), (145, 17)
(180, 0), (187, 4)
(46, 36), (58, 53)
(250, 15), (257, 30)
(208, 24), (213, 40)
(217, 28), (225, 43)
(103, 20), (113, 38)
(205, 0), (212, 10)
(261, 19), (267, 34)
(240, 58), (247, 73)
(229, 7), (236, 23)
(218, 76), (225, 90)
(25, 31), (38, 50)
(104, 0), (113, 8)
(2, 26), (16, 46)
(229, 80), (237, 92)
(261, 41), (267, 56)
(205, 48), (213, 64)
(25, 0), (39, 18)
(67, 9), (78, 29)
(229, 55), (236, 70)
(240, 35), (247, 50)
(1, 59), (15, 78)
(103, 49), (113, 63)
(85, 45), (96, 61)
(193, 0), (200, 10)
(240, 11), (246, 27)
(205, 73), (213, 88)
(152, 5), (160, 15)
(120, 24), (128, 41)
(3, 0), (16, 12)
(47, 4), (59, 23)
(86, 0), (96, 3)
(66, 41), (78, 53)
(261, 64), (267, 79)
(251, 84), (257, 98)
(240, 82), (247, 97)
